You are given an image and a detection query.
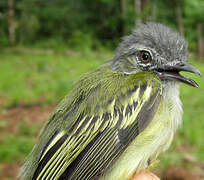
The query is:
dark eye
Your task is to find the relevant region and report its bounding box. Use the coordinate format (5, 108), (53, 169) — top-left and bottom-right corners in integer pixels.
(139, 51), (152, 63)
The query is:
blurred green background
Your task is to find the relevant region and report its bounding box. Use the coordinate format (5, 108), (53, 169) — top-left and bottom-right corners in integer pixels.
(0, 0), (203, 179)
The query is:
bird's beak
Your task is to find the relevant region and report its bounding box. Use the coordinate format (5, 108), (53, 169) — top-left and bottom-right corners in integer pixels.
(155, 63), (202, 87)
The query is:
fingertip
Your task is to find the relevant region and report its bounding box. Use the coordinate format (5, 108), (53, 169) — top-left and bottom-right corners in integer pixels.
(131, 171), (160, 180)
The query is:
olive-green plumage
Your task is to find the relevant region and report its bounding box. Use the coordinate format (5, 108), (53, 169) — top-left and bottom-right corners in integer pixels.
(20, 23), (201, 180)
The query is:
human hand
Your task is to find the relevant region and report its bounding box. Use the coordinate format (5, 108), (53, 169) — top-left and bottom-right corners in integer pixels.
(130, 170), (160, 180)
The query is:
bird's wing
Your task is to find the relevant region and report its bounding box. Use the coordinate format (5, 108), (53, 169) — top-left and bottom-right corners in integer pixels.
(31, 76), (161, 180)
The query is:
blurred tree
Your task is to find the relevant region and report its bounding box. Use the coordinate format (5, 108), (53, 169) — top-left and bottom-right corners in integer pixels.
(0, 0), (203, 57)
(176, 0), (184, 36)
(141, 0), (151, 22)
(0, 0), (9, 45)
(121, 0), (127, 35)
(135, 0), (151, 26)
(8, 0), (15, 45)
(184, 0), (204, 56)
(135, 0), (141, 26)
(151, 0), (157, 21)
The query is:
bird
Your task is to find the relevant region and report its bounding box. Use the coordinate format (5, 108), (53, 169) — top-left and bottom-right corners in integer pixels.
(19, 22), (201, 180)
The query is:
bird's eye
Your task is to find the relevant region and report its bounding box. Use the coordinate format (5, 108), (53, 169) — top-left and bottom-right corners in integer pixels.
(139, 51), (152, 63)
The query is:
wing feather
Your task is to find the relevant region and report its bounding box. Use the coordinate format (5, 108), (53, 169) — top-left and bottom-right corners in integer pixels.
(25, 63), (163, 180)
(32, 81), (161, 180)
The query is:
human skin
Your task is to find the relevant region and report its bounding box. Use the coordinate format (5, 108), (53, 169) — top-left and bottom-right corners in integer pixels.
(130, 171), (160, 180)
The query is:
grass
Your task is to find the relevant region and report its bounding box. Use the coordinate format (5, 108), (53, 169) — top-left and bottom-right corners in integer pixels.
(0, 50), (203, 172)
(0, 50), (111, 108)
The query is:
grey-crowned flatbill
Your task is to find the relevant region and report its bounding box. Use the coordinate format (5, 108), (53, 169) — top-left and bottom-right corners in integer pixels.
(20, 23), (201, 180)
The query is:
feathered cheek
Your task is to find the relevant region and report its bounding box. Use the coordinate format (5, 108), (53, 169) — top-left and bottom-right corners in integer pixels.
(138, 62), (152, 71)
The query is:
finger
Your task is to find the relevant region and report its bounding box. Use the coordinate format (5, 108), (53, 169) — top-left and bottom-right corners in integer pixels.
(131, 171), (160, 180)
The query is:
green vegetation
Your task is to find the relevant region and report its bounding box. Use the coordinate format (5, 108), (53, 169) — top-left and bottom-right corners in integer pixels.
(0, 51), (203, 169)
(0, 51), (111, 108)
(1, 0), (204, 55)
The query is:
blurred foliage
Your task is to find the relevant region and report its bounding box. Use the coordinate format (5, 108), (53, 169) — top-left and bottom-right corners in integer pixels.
(0, 51), (111, 107)
(0, 0), (203, 53)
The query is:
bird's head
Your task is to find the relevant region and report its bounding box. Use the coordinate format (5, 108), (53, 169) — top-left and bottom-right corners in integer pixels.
(112, 23), (201, 87)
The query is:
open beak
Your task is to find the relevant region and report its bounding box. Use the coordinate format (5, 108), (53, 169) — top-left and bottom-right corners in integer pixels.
(155, 63), (202, 87)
